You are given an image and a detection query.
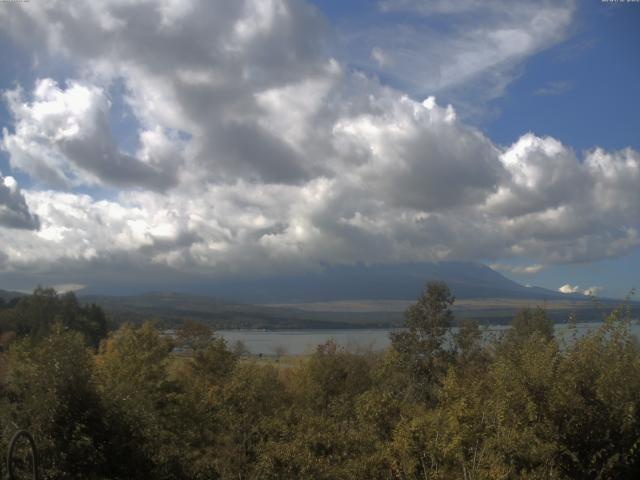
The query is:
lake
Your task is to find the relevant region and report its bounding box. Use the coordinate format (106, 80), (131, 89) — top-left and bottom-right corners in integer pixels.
(216, 321), (640, 356)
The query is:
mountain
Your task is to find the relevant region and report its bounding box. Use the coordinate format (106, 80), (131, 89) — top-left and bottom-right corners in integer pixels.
(0, 289), (26, 302)
(188, 261), (577, 303)
(6, 262), (631, 329)
(74, 262), (630, 329)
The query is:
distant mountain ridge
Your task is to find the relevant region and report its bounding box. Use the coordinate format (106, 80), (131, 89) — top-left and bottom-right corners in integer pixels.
(5, 262), (633, 329)
(2, 261), (598, 304)
(175, 261), (582, 303)
(74, 261), (622, 329)
(0, 289), (26, 302)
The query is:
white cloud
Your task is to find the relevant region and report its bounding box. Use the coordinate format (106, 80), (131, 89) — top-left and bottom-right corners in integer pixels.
(583, 286), (603, 296)
(559, 284), (580, 294)
(2, 79), (178, 190)
(0, 0), (637, 289)
(559, 284), (603, 296)
(331, 93), (504, 211)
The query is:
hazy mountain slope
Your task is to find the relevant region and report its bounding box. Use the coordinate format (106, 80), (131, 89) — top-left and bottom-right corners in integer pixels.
(196, 262), (575, 303)
(0, 289), (26, 302)
(75, 262), (622, 329)
(7, 262), (628, 329)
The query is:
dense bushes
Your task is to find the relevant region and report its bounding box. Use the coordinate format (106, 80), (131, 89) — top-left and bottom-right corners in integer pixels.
(0, 283), (639, 479)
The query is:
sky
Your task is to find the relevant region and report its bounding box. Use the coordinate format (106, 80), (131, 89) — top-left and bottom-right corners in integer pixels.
(0, 0), (638, 298)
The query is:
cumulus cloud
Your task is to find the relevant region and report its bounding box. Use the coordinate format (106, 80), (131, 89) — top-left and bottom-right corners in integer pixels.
(485, 133), (586, 218)
(559, 284), (580, 294)
(1, 0), (328, 186)
(331, 94), (504, 211)
(0, 0), (637, 289)
(2, 79), (178, 190)
(0, 173), (40, 230)
(559, 284), (604, 296)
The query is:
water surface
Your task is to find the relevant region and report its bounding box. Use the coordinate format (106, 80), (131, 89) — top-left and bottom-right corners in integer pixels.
(217, 322), (640, 356)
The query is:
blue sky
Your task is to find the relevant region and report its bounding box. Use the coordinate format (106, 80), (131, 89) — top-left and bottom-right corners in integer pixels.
(484, 1), (640, 152)
(310, 0), (640, 152)
(0, 0), (638, 299)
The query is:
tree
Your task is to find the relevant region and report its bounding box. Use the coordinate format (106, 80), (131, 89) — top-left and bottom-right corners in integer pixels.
(548, 309), (640, 478)
(507, 307), (554, 344)
(259, 341), (381, 479)
(216, 363), (288, 478)
(96, 323), (179, 479)
(187, 336), (237, 387)
(390, 281), (455, 403)
(176, 320), (213, 351)
(0, 288), (108, 348)
(2, 325), (135, 479)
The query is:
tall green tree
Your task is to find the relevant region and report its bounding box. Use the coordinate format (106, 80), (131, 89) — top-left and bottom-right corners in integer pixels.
(390, 281), (455, 403)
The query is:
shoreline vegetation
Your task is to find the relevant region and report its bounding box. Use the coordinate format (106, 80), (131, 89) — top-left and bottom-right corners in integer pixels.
(0, 283), (639, 478)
